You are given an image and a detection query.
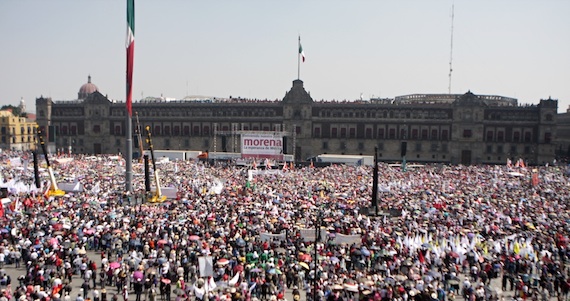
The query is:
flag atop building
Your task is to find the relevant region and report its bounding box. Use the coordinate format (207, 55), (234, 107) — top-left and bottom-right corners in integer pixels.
(126, 0), (135, 117)
(299, 40), (305, 62)
(297, 35), (305, 80)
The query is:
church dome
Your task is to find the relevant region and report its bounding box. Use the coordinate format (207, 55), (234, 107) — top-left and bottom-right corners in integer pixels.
(78, 75), (98, 99)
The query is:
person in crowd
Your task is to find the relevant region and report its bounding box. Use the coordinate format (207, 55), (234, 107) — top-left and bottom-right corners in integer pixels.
(0, 151), (568, 301)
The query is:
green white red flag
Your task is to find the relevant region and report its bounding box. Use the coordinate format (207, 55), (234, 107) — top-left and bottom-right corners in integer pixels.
(126, 0), (135, 117)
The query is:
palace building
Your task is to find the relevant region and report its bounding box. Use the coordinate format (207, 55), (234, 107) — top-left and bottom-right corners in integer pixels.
(35, 76), (559, 165)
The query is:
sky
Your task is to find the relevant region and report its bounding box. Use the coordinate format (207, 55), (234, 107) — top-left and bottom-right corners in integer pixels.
(1, 1), (569, 113)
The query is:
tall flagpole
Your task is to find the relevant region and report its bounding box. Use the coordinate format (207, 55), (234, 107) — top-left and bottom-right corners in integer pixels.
(125, 0), (135, 193)
(297, 36), (300, 80)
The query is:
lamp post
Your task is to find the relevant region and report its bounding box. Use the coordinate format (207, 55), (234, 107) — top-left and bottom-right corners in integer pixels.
(313, 209), (323, 301)
(401, 134), (407, 172)
(371, 147), (379, 216)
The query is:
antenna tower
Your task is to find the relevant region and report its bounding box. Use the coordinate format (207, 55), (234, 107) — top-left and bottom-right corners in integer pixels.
(448, 4), (455, 94)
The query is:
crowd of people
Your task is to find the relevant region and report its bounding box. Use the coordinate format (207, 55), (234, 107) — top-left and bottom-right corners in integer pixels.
(0, 151), (568, 301)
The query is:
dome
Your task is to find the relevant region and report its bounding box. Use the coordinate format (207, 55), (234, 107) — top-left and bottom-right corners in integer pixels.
(78, 75), (98, 99)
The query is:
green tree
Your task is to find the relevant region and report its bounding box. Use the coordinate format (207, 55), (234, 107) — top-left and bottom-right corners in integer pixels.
(0, 105), (26, 117)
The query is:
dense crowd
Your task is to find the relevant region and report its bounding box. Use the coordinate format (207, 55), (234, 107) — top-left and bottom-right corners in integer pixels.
(0, 151), (568, 301)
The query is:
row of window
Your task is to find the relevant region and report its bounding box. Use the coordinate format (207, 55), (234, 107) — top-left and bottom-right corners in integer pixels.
(134, 110), (277, 118)
(113, 125), (452, 140)
(316, 110), (451, 120)
(0, 136), (35, 144)
(484, 130), (534, 143)
(320, 141), (450, 153)
(55, 123), (553, 145)
(0, 127), (36, 135)
(52, 109), (84, 117)
(1, 117), (27, 123)
(51, 109), (549, 122)
(129, 109), (454, 119)
(463, 129), (552, 143)
(73, 134), (536, 158)
(53, 107), (281, 118)
(486, 144), (534, 155)
(113, 138), (205, 149)
(57, 124), (288, 136)
(314, 127), (450, 140)
(486, 112), (550, 122)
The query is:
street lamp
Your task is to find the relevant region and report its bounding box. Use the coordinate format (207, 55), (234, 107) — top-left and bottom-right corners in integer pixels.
(371, 147), (379, 216)
(311, 184), (331, 301)
(401, 135), (407, 172)
(313, 209), (323, 301)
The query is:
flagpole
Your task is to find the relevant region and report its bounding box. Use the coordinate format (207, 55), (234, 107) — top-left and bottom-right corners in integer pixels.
(126, 111), (133, 192)
(125, 0), (135, 193)
(297, 36), (300, 80)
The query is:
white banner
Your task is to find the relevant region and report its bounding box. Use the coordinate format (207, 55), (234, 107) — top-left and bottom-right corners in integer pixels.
(260, 232), (287, 242)
(59, 182), (84, 192)
(198, 256), (214, 277)
(248, 169), (283, 181)
(241, 133), (283, 159)
(300, 228), (328, 242)
(9, 157), (22, 167)
(332, 234), (362, 245)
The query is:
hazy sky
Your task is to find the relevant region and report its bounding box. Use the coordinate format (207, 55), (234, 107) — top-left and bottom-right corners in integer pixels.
(1, 1), (569, 113)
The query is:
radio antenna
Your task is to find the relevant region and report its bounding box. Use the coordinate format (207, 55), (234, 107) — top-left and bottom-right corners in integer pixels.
(448, 4), (455, 94)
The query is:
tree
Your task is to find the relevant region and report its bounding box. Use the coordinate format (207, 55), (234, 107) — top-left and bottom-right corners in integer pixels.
(0, 105), (26, 117)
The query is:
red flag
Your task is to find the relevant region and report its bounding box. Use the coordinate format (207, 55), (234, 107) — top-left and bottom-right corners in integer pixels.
(418, 249), (425, 264)
(531, 173), (539, 186)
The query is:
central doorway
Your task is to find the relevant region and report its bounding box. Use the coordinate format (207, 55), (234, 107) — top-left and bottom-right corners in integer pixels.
(461, 150), (472, 165)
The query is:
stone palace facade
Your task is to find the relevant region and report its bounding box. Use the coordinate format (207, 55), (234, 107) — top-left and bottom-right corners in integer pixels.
(35, 76), (559, 165)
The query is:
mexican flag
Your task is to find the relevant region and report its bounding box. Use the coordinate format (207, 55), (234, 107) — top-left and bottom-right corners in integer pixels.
(299, 43), (305, 62)
(126, 0), (135, 117)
